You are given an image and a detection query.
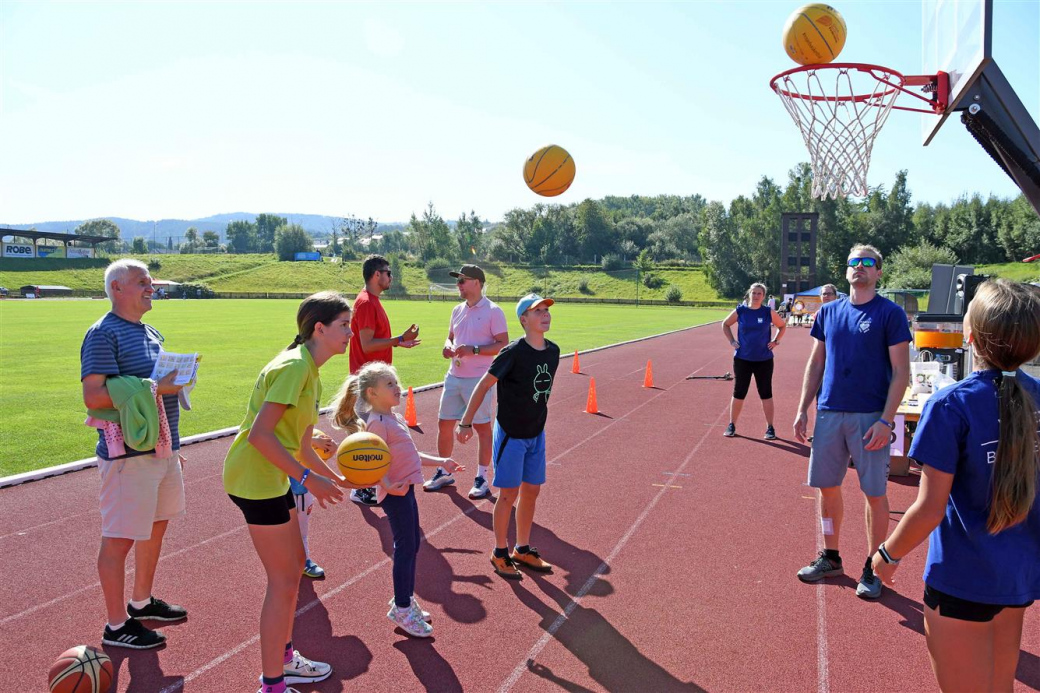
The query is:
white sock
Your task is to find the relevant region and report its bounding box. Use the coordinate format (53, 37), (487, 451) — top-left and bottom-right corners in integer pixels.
(129, 598), (151, 610)
(297, 494), (313, 558)
(108, 619), (127, 630)
(477, 465), (489, 480)
(396, 604), (411, 614)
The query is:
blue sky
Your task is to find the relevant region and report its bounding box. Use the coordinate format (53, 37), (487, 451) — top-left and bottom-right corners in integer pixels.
(1, 1), (1036, 224)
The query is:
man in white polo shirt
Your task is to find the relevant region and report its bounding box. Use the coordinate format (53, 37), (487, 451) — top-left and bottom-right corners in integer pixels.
(424, 264), (509, 498)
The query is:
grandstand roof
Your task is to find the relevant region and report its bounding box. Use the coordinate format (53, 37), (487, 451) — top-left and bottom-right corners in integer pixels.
(0, 228), (111, 245)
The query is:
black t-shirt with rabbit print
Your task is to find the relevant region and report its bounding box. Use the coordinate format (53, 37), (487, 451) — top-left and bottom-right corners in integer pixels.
(488, 337), (560, 439)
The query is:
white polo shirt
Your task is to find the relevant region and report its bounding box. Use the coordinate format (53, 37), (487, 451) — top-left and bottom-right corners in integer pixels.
(447, 296), (508, 379)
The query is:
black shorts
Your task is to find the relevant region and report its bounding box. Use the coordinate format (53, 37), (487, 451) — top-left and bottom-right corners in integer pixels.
(924, 585), (1034, 623)
(732, 357), (774, 400)
(229, 488), (295, 526)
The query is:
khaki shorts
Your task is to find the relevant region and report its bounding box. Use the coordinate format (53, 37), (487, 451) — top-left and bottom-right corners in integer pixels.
(98, 452), (186, 540)
(438, 373), (495, 424)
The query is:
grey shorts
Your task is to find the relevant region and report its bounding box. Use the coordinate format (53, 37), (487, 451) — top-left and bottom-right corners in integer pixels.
(438, 373), (494, 424)
(808, 411), (890, 497)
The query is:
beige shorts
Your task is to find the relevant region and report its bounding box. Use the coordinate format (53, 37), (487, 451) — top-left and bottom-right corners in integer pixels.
(98, 452), (186, 540)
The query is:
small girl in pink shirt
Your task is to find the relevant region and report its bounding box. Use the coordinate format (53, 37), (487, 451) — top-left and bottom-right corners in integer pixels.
(330, 361), (463, 638)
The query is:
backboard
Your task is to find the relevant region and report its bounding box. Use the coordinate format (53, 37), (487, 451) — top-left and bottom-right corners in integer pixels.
(922, 0), (992, 145)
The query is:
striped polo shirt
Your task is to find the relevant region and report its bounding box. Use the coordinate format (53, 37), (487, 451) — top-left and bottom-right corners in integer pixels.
(80, 312), (181, 459)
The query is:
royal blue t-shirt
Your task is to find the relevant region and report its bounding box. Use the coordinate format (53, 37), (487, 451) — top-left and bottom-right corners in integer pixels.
(734, 305), (773, 362)
(810, 295), (911, 412)
(80, 312), (181, 459)
(909, 369), (1040, 604)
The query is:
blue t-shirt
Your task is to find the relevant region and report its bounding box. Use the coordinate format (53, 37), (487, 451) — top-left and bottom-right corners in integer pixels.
(909, 369), (1040, 604)
(810, 295), (911, 412)
(80, 312), (181, 459)
(734, 305), (773, 362)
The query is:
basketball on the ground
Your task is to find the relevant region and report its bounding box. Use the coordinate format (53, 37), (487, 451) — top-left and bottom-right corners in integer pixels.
(48, 646), (113, 693)
(312, 428), (333, 461)
(336, 432), (391, 486)
(782, 4), (847, 65)
(524, 145), (576, 197)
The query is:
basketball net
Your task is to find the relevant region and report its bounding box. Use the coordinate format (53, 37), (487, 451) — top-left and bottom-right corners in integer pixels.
(771, 64), (905, 199)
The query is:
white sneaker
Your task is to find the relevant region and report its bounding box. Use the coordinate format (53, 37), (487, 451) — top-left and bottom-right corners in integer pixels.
(423, 468), (455, 492)
(283, 650), (332, 684)
(257, 687), (302, 693)
(387, 605), (433, 637)
(388, 596), (431, 620)
(468, 476), (490, 499)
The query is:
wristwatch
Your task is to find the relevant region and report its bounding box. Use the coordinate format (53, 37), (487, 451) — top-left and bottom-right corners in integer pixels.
(473, 345), (481, 355)
(878, 543), (900, 565)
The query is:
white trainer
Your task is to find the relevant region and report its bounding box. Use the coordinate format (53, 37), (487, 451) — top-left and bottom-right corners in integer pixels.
(388, 596), (431, 620)
(387, 605), (433, 637)
(423, 468), (455, 492)
(283, 650), (332, 684)
(468, 476), (490, 499)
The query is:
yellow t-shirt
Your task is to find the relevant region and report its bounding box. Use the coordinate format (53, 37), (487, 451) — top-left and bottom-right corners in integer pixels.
(223, 346), (322, 500)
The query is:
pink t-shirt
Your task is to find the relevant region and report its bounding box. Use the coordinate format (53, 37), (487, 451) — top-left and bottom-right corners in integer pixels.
(364, 411), (424, 502)
(447, 297), (508, 379)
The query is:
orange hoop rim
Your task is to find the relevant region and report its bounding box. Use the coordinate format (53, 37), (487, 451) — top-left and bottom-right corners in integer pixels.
(770, 63), (947, 114)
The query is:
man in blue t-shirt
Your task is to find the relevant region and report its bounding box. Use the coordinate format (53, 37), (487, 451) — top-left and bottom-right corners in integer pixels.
(81, 259), (188, 650)
(793, 244), (911, 599)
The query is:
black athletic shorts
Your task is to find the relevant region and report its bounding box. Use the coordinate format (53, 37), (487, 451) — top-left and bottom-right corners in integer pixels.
(924, 585), (1034, 623)
(229, 488), (295, 526)
(732, 357), (774, 400)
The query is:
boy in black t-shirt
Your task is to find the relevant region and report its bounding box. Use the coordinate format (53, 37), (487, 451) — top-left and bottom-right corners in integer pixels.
(457, 293), (560, 579)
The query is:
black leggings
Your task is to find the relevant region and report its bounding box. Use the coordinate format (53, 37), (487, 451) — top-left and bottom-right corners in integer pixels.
(732, 357), (774, 400)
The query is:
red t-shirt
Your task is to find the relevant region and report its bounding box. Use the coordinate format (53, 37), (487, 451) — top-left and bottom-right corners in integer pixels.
(349, 289), (393, 374)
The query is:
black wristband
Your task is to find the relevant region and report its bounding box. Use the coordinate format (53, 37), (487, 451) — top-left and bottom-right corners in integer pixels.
(878, 543), (900, 565)
(457, 423), (472, 429)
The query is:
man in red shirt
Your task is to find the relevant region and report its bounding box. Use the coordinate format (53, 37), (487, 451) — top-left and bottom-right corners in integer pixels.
(349, 254), (420, 505)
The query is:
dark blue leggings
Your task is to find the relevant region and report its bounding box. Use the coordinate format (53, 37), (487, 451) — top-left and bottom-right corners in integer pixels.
(382, 485), (421, 608)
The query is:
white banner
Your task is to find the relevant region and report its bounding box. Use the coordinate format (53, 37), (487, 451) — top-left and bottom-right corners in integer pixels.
(2, 243), (35, 258)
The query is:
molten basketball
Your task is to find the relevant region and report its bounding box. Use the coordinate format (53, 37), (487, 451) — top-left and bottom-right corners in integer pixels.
(312, 428), (333, 461)
(48, 646), (113, 693)
(782, 4), (847, 65)
(524, 145), (576, 197)
(336, 432), (391, 486)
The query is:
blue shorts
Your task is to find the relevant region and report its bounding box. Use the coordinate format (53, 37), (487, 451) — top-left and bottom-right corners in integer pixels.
(492, 421), (546, 489)
(808, 410), (890, 497)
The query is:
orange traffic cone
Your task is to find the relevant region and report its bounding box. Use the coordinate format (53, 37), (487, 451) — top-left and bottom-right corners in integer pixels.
(405, 386), (418, 427)
(643, 360), (654, 388)
(571, 351), (581, 374)
(585, 378), (599, 414)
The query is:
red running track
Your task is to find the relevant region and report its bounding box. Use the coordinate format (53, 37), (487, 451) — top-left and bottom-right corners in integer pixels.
(2, 324), (1038, 692)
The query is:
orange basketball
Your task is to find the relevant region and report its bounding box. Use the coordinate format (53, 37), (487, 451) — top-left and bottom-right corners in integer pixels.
(48, 646), (113, 693)
(524, 145), (576, 197)
(336, 432), (391, 486)
(782, 4), (847, 65)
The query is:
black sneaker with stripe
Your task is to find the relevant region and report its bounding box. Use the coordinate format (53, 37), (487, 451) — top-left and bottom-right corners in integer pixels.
(103, 618), (167, 649)
(127, 596), (187, 622)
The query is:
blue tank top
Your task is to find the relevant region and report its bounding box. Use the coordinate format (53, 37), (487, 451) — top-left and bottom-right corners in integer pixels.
(734, 305), (773, 362)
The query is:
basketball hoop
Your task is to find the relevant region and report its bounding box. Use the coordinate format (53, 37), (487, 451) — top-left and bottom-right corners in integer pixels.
(770, 63), (947, 199)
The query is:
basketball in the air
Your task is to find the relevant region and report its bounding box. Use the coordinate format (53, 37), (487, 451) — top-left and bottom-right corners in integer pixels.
(48, 645), (113, 693)
(312, 428), (333, 461)
(782, 4), (847, 65)
(336, 432), (391, 486)
(524, 145), (576, 197)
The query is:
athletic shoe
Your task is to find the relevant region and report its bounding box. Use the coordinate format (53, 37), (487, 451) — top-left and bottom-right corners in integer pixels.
(468, 476), (490, 499)
(510, 547), (552, 572)
(387, 605), (433, 637)
(283, 650), (333, 684)
(808, 436), (814, 443)
(856, 558), (883, 600)
(257, 688), (302, 693)
(303, 559), (325, 579)
(350, 488), (378, 506)
(423, 468), (455, 492)
(388, 597), (431, 621)
(103, 618), (166, 649)
(797, 551), (844, 583)
(765, 425), (777, 440)
(723, 423), (736, 437)
(126, 596), (187, 622)
(490, 552), (523, 580)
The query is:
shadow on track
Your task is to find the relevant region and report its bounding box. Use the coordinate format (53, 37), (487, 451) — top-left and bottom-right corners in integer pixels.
(295, 579), (373, 687)
(106, 645), (181, 693)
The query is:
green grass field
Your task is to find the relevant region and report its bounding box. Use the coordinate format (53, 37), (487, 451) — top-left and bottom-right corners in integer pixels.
(0, 299), (725, 476)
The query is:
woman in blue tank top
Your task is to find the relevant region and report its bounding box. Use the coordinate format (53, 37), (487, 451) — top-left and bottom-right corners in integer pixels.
(721, 282), (787, 439)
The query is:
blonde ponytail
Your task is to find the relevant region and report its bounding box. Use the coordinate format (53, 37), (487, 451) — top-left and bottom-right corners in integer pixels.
(329, 375), (366, 435)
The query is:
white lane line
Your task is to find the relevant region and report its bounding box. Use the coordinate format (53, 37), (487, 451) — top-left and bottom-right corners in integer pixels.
(0, 525), (244, 625)
(496, 406), (728, 693)
(815, 492), (830, 693)
(157, 503), (483, 693)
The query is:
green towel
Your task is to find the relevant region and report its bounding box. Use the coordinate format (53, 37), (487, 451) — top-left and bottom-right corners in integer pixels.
(87, 376), (160, 451)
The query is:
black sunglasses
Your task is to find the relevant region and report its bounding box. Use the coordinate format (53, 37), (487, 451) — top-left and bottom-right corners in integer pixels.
(847, 257), (878, 268)
(379, 269), (393, 277)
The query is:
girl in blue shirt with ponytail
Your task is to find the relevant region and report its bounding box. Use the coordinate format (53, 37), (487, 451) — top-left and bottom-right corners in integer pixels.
(872, 278), (1040, 692)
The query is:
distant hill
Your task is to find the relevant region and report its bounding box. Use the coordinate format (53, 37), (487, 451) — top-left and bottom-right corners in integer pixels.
(0, 213), (410, 243)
